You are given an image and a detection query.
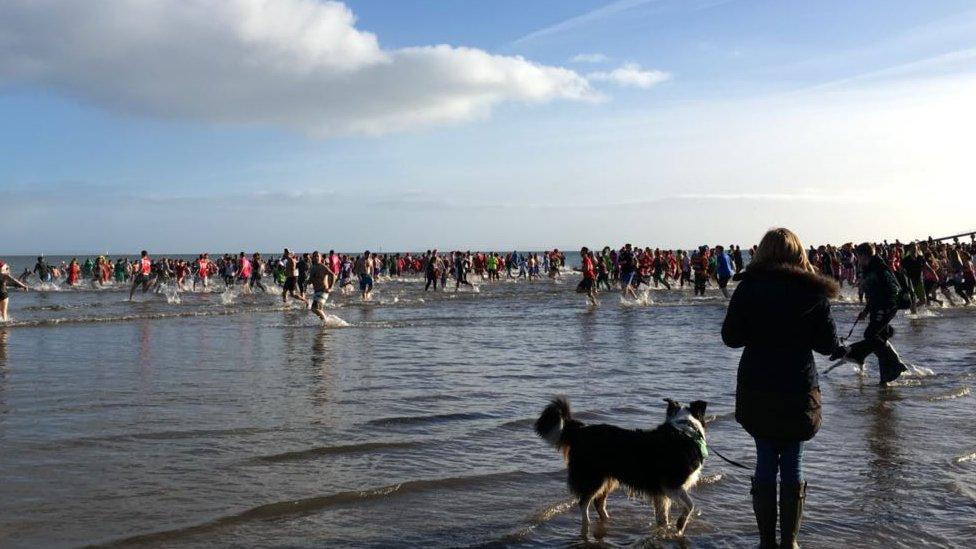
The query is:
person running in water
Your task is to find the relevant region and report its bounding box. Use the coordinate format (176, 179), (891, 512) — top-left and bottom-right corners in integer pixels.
(281, 249), (307, 306)
(653, 249), (672, 289)
(487, 252), (500, 281)
(236, 252), (252, 293)
(715, 245), (735, 298)
(66, 258), (80, 286)
(618, 244), (638, 299)
(577, 247), (598, 306)
(194, 254), (212, 291)
(831, 242), (908, 386)
(128, 250), (153, 300)
(596, 248), (612, 291)
(297, 253), (311, 296)
(359, 251), (375, 301)
(328, 250), (341, 290)
(112, 258), (125, 283)
(692, 246), (709, 296)
(454, 251), (473, 291)
(249, 253), (268, 293)
(0, 261), (29, 321)
(308, 251), (336, 322)
(33, 256), (52, 284)
(424, 250), (438, 291)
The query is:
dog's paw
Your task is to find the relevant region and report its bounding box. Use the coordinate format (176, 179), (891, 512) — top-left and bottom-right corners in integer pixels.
(674, 515), (691, 537)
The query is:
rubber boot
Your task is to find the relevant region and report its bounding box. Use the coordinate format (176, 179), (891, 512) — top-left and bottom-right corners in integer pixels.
(779, 481), (806, 549)
(877, 342), (908, 385)
(751, 477), (777, 549)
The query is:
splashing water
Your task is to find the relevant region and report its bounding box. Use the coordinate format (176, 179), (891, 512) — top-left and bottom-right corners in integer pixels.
(320, 314), (350, 328)
(905, 364), (937, 377)
(164, 287), (182, 305)
(220, 290), (237, 306)
(620, 290), (653, 307)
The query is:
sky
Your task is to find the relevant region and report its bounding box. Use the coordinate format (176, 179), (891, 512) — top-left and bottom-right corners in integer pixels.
(2, 0), (975, 254)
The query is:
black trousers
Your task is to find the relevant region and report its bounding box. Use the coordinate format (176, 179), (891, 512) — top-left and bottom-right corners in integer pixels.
(848, 308), (906, 382)
(693, 272), (706, 295)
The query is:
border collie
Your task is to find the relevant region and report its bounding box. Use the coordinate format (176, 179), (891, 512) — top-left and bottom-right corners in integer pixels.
(534, 397), (708, 536)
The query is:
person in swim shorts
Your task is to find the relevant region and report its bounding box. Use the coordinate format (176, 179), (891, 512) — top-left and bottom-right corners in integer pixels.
(308, 251), (337, 322)
(359, 251), (375, 301)
(281, 248), (307, 305)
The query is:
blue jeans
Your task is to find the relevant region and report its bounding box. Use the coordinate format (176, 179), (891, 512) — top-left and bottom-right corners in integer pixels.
(754, 438), (804, 484)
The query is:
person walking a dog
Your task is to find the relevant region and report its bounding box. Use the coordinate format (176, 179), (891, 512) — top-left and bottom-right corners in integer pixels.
(722, 227), (843, 549)
(830, 242), (909, 386)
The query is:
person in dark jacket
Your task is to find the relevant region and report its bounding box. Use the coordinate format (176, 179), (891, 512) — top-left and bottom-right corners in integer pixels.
(722, 228), (841, 549)
(832, 242), (908, 386)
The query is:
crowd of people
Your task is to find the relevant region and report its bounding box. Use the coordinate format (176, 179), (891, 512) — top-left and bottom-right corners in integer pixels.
(804, 239), (976, 309)
(575, 244), (742, 304)
(2, 235), (974, 322)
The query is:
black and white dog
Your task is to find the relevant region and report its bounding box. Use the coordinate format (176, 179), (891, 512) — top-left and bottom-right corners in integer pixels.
(534, 397), (708, 535)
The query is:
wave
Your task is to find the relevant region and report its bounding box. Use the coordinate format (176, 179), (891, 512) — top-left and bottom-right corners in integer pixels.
(250, 440), (422, 464)
(21, 303), (97, 311)
(490, 498), (577, 545)
(366, 411), (497, 427)
(1, 305), (293, 328)
(44, 427), (273, 449)
(498, 417), (536, 430)
(91, 469), (535, 547)
(953, 451), (976, 464)
(496, 409), (606, 432)
(927, 386), (971, 401)
(401, 393), (467, 403)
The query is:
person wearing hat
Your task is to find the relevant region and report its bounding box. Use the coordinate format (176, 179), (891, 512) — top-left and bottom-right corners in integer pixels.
(0, 261), (30, 321)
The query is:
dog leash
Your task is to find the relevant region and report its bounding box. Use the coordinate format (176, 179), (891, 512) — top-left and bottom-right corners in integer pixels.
(709, 445), (753, 470)
(843, 317), (860, 342)
(822, 316), (862, 376)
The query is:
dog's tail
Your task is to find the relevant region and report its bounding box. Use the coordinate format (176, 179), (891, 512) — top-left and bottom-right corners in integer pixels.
(534, 396), (581, 450)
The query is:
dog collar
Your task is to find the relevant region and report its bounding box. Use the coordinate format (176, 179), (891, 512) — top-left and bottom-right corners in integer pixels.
(676, 423), (708, 459)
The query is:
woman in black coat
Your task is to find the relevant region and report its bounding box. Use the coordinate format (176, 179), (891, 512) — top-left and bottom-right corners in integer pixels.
(722, 228), (841, 549)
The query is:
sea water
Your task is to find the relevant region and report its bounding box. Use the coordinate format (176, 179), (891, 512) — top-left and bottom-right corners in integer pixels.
(0, 270), (974, 547)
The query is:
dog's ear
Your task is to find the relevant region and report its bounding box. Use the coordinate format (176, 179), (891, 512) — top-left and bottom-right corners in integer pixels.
(689, 400), (707, 422)
(663, 398), (680, 418)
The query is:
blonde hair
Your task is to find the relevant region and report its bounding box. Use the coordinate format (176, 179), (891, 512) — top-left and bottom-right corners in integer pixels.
(748, 227), (815, 273)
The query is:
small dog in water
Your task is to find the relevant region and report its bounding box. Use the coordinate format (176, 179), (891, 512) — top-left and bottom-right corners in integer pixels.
(534, 397), (707, 536)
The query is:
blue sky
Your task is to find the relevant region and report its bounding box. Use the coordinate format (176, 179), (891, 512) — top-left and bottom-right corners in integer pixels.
(2, 0), (975, 254)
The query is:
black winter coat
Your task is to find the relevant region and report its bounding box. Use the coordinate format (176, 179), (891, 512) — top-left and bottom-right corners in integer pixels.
(722, 266), (840, 441)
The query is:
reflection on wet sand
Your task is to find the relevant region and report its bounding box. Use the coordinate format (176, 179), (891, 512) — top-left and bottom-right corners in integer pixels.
(864, 390), (906, 529)
(309, 328), (336, 410)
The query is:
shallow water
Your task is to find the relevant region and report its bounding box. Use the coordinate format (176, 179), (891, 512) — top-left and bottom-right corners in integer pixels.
(1, 273), (974, 548)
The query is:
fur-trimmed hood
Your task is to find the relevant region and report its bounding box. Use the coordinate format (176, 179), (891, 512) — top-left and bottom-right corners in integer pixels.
(733, 265), (839, 299)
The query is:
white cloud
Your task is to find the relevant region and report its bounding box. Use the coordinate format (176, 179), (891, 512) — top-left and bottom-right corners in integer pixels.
(587, 63), (671, 89)
(571, 53), (609, 64)
(0, 0), (596, 136)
